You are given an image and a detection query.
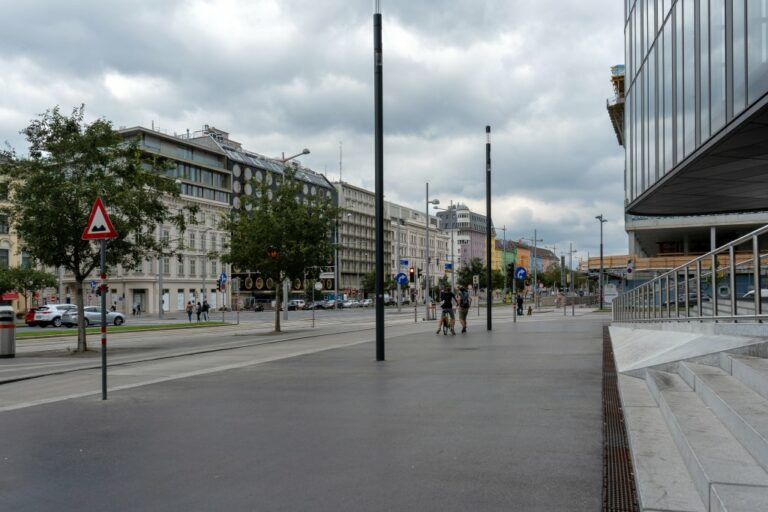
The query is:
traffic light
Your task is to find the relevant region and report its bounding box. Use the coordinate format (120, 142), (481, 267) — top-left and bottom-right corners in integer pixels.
(409, 267), (415, 283)
(417, 268), (422, 279)
(506, 263), (515, 281)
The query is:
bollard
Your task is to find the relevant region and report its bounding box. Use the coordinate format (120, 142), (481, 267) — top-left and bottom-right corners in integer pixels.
(0, 306), (16, 358)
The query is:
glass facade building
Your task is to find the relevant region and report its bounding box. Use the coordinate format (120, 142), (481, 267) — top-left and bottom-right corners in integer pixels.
(625, 0), (768, 215)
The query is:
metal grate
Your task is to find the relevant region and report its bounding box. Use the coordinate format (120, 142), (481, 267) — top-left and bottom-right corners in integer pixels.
(603, 326), (639, 512)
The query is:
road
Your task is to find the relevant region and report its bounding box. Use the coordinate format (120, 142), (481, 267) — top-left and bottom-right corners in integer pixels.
(1, 306), (607, 511)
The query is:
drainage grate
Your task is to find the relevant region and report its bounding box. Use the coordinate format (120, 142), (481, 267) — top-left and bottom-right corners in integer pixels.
(603, 325), (639, 512)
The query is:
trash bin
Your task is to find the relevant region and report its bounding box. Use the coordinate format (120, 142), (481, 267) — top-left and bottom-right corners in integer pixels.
(0, 306), (15, 358)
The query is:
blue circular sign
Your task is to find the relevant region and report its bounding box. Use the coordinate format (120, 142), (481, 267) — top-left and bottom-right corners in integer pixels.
(514, 267), (527, 280)
(395, 272), (409, 285)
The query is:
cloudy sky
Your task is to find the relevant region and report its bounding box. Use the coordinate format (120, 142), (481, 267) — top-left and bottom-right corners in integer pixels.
(0, 0), (626, 264)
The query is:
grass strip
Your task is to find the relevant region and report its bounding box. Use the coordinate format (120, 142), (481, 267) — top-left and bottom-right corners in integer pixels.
(17, 322), (229, 338)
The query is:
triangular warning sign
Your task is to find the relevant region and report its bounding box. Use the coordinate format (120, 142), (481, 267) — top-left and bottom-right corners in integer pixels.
(82, 197), (118, 240)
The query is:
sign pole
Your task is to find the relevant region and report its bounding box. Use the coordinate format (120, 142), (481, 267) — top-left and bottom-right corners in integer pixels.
(100, 239), (108, 400)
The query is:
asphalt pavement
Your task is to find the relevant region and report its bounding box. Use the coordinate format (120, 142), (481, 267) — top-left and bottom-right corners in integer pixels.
(0, 308), (607, 511)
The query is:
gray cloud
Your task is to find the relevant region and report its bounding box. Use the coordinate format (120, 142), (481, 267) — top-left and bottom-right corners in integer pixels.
(0, 0), (628, 261)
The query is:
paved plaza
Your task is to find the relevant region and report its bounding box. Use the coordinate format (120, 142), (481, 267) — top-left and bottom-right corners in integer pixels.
(1, 309), (607, 511)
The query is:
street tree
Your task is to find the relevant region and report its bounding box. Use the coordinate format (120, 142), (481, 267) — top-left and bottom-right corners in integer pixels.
(0, 106), (193, 351)
(361, 271), (394, 297)
(223, 167), (340, 332)
(6, 266), (58, 311)
(457, 257), (502, 291)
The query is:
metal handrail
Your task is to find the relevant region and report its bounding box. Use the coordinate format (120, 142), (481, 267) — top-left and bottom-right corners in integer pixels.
(613, 223), (768, 323)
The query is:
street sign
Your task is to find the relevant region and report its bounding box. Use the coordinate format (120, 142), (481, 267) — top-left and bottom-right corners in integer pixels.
(515, 267), (528, 280)
(399, 259), (409, 267)
(395, 272), (408, 285)
(445, 263), (453, 273)
(319, 271), (335, 279)
(219, 271), (228, 283)
(90, 280), (97, 290)
(82, 197), (118, 240)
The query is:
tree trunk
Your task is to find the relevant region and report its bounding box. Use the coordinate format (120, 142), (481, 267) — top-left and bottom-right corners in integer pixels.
(76, 280), (87, 352)
(274, 281), (281, 332)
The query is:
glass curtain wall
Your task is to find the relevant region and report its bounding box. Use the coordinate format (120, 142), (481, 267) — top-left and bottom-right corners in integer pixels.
(626, 0), (768, 204)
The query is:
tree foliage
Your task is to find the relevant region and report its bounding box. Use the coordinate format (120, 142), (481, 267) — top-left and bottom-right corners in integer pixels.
(361, 271), (395, 295)
(6, 266), (57, 310)
(0, 106), (194, 350)
(223, 167), (340, 330)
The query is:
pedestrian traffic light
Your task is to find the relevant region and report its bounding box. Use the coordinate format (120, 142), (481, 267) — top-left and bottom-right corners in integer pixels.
(409, 267), (415, 282)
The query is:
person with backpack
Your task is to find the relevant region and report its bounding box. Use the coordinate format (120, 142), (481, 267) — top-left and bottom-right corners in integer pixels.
(185, 301), (194, 323)
(458, 286), (471, 333)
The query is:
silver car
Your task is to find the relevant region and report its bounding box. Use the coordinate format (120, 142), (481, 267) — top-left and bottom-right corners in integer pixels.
(62, 306), (126, 327)
(34, 304), (77, 327)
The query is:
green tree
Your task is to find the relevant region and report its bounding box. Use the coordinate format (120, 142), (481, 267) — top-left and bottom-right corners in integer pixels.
(540, 262), (563, 289)
(455, 263), (503, 294)
(0, 106), (193, 351)
(7, 266), (58, 311)
(223, 167), (340, 331)
(361, 271), (395, 297)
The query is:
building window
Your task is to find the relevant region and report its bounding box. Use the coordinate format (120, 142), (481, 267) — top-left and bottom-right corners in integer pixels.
(711, 0), (727, 131)
(0, 214), (8, 234)
(700, 0), (711, 140)
(0, 182), (8, 201)
(748, 0), (768, 104)
(162, 257), (171, 275)
(733, 0), (748, 115)
(190, 258), (197, 276)
(177, 255), (185, 276)
(189, 232), (197, 251)
(21, 251), (31, 268)
(0, 249), (7, 268)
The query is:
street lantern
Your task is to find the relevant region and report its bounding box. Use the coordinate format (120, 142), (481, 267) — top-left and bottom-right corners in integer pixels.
(267, 246), (279, 259)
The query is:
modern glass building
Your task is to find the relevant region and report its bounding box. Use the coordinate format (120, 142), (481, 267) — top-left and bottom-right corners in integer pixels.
(625, 0), (768, 215)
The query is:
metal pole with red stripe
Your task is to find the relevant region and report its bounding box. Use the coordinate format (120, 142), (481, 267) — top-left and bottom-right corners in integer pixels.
(100, 240), (108, 400)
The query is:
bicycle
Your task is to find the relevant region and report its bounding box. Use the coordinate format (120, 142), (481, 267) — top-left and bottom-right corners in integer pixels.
(437, 308), (455, 335)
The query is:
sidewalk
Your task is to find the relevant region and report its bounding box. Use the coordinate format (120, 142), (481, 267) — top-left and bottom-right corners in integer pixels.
(0, 313), (606, 511)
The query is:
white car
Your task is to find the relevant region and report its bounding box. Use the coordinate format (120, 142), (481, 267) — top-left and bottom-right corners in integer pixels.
(34, 304), (78, 328)
(742, 289), (768, 300)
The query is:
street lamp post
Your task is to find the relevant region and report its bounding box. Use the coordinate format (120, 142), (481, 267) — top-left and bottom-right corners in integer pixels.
(433, 202), (456, 290)
(596, 214), (607, 309)
(425, 183), (440, 316)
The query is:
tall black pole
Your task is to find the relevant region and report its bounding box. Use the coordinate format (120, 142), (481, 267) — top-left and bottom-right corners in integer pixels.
(374, 4), (385, 360)
(486, 126), (492, 331)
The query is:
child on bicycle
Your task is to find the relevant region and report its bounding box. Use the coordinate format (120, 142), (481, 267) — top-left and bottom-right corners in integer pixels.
(436, 285), (458, 335)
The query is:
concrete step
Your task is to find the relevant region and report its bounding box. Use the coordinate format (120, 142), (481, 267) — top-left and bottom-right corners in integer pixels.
(646, 370), (768, 509)
(618, 374), (705, 512)
(723, 354), (768, 401)
(681, 362), (768, 474)
(711, 483), (768, 512)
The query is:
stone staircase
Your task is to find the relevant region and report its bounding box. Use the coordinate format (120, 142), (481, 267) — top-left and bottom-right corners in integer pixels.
(619, 352), (768, 511)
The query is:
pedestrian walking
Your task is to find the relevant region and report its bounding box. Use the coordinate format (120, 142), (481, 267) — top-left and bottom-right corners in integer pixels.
(202, 300), (210, 321)
(516, 294), (524, 315)
(185, 301), (194, 323)
(195, 302), (202, 322)
(458, 286), (471, 333)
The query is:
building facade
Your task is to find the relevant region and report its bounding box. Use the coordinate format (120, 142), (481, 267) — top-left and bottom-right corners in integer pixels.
(621, 1), (768, 260)
(386, 201), (449, 294)
(435, 203), (494, 269)
(334, 182), (391, 297)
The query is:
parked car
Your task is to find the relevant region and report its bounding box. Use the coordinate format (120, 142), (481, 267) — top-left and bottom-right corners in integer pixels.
(341, 300), (360, 308)
(34, 304), (77, 327)
(324, 299), (338, 309)
(305, 301), (325, 310)
(286, 299), (306, 311)
(25, 307), (39, 327)
(742, 289), (768, 300)
(62, 306), (125, 327)
(360, 298), (373, 307)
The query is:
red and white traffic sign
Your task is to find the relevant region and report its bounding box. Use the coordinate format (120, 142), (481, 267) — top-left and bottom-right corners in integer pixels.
(82, 197), (118, 240)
